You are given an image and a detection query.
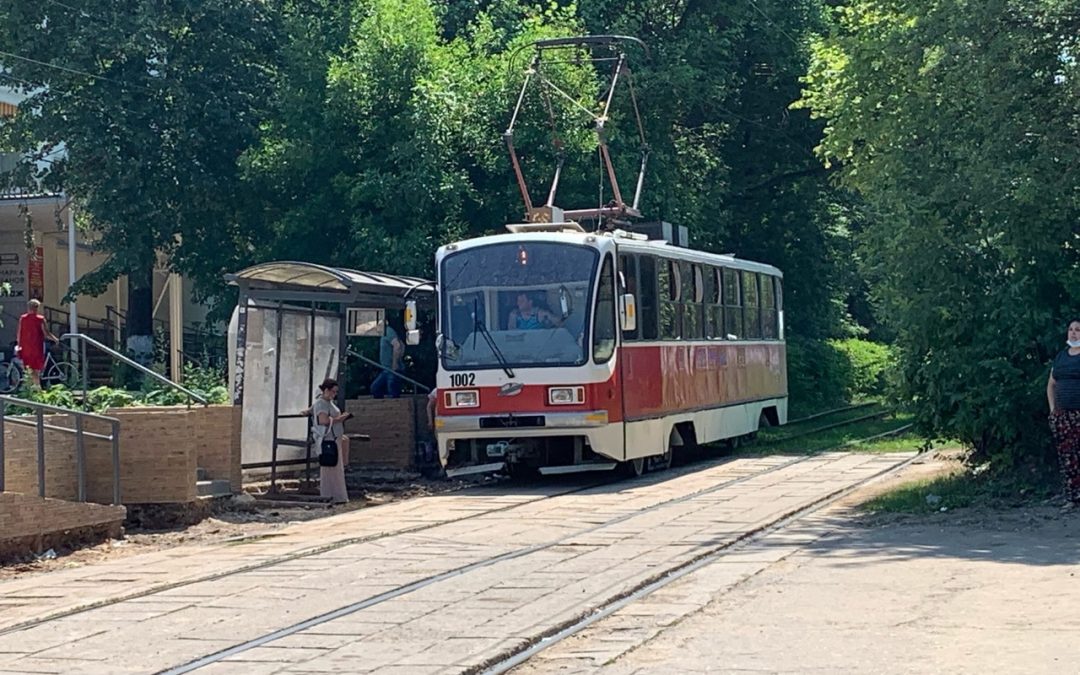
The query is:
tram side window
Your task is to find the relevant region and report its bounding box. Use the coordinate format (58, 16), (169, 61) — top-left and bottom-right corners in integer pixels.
(743, 271), (762, 339)
(702, 266), (717, 339)
(712, 268), (724, 340)
(593, 256), (617, 363)
(761, 275), (778, 339)
(658, 259), (679, 339)
(638, 255), (659, 340)
(722, 267), (743, 339)
(776, 278), (784, 339)
(681, 262), (701, 339)
(619, 254), (640, 341)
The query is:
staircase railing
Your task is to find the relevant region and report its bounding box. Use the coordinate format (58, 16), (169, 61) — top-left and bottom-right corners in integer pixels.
(346, 348), (432, 394)
(0, 395), (122, 504)
(42, 305), (114, 340)
(62, 333), (208, 407)
(103, 306), (226, 376)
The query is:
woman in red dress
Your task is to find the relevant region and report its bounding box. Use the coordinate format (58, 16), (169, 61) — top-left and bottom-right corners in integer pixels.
(17, 299), (59, 389)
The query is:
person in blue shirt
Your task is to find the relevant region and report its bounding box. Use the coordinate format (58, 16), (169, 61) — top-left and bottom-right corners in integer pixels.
(371, 320), (404, 399)
(1048, 318), (1080, 507)
(507, 292), (560, 330)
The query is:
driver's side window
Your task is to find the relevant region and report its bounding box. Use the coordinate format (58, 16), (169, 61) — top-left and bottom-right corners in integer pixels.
(593, 255), (617, 363)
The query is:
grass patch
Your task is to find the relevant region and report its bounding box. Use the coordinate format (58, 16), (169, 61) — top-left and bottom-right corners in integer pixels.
(747, 411), (915, 456)
(784, 400), (883, 428)
(845, 433), (927, 453)
(863, 468), (1061, 514)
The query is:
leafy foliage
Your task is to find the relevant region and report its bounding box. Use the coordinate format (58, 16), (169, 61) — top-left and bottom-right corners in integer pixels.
(799, 0), (1080, 470)
(787, 336), (891, 415)
(566, 0), (870, 339)
(11, 364), (228, 414)
(0, 0), (283, 323)
(241, 0), (591, 286)
(831, 338), (893, 399)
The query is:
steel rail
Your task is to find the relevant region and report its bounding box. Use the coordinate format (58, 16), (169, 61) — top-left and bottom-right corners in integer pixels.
(157, 453), (815, 674)
(479, 432), (922, 673)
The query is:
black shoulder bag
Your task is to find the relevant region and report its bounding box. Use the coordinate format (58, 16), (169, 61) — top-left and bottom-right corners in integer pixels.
(318, 413), (339, 467)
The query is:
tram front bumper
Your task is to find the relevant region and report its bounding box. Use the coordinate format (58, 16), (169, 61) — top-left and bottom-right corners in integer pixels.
(435, 410), (609, 434)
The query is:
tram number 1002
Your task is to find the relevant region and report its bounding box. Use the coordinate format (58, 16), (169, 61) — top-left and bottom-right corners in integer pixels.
(449, 373), (476, 388)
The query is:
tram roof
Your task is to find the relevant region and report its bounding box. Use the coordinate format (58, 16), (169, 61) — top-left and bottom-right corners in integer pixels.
(226, 261), (433, 307)
(440, 231), (783, 278)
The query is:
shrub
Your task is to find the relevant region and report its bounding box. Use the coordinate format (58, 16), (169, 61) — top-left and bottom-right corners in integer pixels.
(829, 338), (894, 398)
(787, 337), (895, 416)
(7, 364), (229, 414)
(786, 336), (851, 416)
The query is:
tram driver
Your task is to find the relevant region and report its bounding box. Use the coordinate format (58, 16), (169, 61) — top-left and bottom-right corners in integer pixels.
(507, 292), (563, 330)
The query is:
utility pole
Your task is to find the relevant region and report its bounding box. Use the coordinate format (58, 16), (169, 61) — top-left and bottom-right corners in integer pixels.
(65, 194), (78, 338)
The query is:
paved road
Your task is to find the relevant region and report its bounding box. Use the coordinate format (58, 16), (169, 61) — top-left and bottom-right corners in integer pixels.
(518, 485), (1080, 675)
(0, 452), (911, 674)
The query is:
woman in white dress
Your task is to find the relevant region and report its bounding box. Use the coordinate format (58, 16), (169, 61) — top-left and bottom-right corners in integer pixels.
(311, 378), (351, 504)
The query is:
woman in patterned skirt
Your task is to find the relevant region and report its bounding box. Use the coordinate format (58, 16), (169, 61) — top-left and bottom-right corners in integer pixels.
(1047, 319), (1080, 506)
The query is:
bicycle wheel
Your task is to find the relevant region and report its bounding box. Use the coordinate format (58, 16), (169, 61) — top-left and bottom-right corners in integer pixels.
(48, 361), (82, 390)
(0, 361), (22, 394)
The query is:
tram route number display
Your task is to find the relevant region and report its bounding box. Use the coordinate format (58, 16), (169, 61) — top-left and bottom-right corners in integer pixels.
(449, 373), (476, 387)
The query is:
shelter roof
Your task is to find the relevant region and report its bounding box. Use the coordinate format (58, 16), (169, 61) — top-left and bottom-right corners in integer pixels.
(226, 261), (433, 307)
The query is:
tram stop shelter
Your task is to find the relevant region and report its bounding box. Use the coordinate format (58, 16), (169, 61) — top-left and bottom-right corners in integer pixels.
(225, 262), (434, 488)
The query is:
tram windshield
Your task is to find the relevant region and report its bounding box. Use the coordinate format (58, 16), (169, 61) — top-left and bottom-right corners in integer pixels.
(439, 241), (599, 370)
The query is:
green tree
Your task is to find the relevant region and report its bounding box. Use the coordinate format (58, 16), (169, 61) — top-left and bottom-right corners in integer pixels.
(569, 0), (864, 339)
(0, 0), (281, 360)
(799, 0), (1080, 470)
(243, 0), (589, 280)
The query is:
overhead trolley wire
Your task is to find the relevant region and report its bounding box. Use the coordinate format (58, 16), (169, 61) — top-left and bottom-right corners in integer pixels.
(0, 49), (154, 93)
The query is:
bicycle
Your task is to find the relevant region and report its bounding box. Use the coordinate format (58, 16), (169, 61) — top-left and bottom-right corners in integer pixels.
(0, 343), (81, 394)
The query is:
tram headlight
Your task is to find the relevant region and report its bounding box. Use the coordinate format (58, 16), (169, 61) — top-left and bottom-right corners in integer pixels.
(548, 386), (585, 405)
(449, 390), (479, 408)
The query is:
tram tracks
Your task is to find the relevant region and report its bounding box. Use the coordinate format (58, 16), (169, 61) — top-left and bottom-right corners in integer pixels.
(158, 424), (919, 674)
(159, 452), (820, 674)
(478, 445), (924, 675)
(0, 450), (754, 637)
(0, 479), (616, 637)
(755, 402), (903, 447)
(2, 409), (915, 656)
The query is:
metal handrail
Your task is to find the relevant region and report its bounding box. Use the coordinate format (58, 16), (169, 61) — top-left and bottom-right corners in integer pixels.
(0, 395), (122, 504)
(346, 348), (432, 393)
(43, 305), (113, 335)
(62, 332), (209, 406)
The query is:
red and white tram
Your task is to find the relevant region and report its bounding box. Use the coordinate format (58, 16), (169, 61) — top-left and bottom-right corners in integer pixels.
(433, 222), (787, 477)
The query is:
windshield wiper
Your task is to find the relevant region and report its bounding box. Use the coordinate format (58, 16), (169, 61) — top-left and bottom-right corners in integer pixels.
(473, 299), (515, 378)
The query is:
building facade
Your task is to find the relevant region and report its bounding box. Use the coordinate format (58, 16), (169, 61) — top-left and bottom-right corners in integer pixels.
(0, 84), (213, 360)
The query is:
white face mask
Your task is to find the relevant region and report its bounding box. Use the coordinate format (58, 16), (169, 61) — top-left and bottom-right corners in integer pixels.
(1069, 340), (1080, 348)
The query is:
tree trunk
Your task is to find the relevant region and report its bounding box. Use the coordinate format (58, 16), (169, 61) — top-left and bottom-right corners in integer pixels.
(126, 264), (155, 368)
